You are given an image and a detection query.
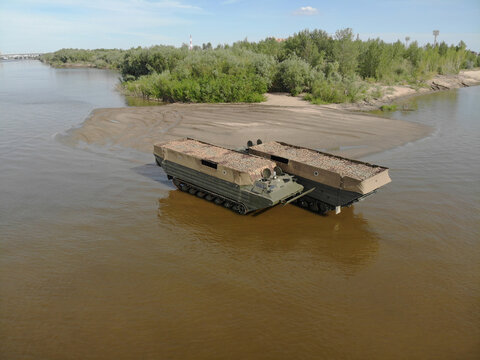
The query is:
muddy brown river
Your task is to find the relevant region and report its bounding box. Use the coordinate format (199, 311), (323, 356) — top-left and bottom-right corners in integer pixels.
(1, 61), (479, 359)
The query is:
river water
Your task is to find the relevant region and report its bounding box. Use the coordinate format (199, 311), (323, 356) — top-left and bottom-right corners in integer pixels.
(1, 60), (479, 359)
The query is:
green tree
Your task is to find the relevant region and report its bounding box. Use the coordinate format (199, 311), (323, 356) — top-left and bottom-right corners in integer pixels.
(332, 28), (359, 76)
(276, 56), (313, 95)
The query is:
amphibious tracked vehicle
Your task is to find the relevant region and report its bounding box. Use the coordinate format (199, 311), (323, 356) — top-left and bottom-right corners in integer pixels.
(248, 141), (391, 214)
(153, 138), (304, 214)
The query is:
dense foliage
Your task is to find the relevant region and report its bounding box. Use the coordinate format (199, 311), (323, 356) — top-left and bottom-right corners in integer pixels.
(40, 48), (124, 69)
(40, 29), (480, 104)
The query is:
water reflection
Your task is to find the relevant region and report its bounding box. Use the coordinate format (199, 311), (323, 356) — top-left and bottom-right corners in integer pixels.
(131, 163), (173, 187)
(157, 189), (379, 274)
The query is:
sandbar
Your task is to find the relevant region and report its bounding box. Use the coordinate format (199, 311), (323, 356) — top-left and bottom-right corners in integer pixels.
(65, 101), (431, 159)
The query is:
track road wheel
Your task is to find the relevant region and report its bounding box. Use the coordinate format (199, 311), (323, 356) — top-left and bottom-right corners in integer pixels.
(188, 188), (197, 195)
(205, 194), (214, 201)
(172, 178), (181, 189)
(299, 199), (309, 208)
(223, 201), (232, 209)
(234, 204), (247, 215)
(196, 191), (206, 198)
(318, 202), (331, 214)
(214, 197), (224, 205)
(309, 202), (319, 212)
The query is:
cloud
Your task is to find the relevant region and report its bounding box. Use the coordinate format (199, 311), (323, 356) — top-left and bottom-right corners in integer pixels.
(293, 6), (319, 16)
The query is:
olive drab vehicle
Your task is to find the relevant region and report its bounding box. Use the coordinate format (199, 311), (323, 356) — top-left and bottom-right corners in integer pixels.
(153, 138), (304, 215)
(248, 141), (391, 215)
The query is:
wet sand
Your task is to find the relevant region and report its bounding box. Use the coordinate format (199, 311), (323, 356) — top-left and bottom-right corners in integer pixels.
(66, 102), (431, 159)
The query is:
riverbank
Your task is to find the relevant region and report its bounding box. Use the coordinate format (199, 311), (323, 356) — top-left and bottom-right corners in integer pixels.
(63, 101), (431, 160)
(121, 67), (479, 111)
(316, 69), (480, 111)
(39, 50), (480, 110)
(118, 68), (480, 110)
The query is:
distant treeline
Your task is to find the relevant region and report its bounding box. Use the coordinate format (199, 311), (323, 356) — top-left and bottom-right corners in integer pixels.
(40, 29), (480, 104)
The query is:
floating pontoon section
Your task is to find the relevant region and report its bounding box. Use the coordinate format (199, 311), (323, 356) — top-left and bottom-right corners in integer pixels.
(154, 138), (304, 214)
(154, 138), (277, 186)
(249, 141), (391, 195)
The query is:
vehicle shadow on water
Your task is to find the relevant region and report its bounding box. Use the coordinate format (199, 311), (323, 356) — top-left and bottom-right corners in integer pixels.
(156, 189), (381, 275)
(131, 162), (174, 188)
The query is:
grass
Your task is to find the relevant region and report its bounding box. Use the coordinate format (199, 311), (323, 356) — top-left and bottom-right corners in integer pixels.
(379, 104), (398, 112)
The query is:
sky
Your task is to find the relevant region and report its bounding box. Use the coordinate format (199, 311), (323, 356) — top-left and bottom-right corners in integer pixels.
(1, 0), (479, 54)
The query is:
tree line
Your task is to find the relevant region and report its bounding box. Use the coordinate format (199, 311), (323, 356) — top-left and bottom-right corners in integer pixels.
(40, 28), (480, 104)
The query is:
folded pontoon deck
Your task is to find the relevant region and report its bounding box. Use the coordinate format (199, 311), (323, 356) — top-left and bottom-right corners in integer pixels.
(249, 141), (391, 212)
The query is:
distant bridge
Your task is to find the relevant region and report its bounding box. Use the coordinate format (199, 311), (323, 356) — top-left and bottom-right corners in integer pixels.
(1, 53), (43, 60)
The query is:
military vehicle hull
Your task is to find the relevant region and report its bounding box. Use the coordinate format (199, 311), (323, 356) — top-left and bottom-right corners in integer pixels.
(154, 139), (304, 215)
(249, 141), (391, 214)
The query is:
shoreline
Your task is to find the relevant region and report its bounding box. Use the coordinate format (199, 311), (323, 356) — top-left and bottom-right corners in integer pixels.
(39, 58), (480, 111)
(118, 69), (480, 111)
(314, 69), (480, 111)
(261, 69), (480, 111)
(61, 71), (480, 160)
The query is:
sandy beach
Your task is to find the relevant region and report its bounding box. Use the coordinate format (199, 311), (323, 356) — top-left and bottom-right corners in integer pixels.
(65, 101), (430, 160)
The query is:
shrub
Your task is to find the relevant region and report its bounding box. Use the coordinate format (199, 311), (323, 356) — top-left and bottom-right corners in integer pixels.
(380, 104), (398, 111)
(306, 72), (369, 104)
(276, 56), (314, 95)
